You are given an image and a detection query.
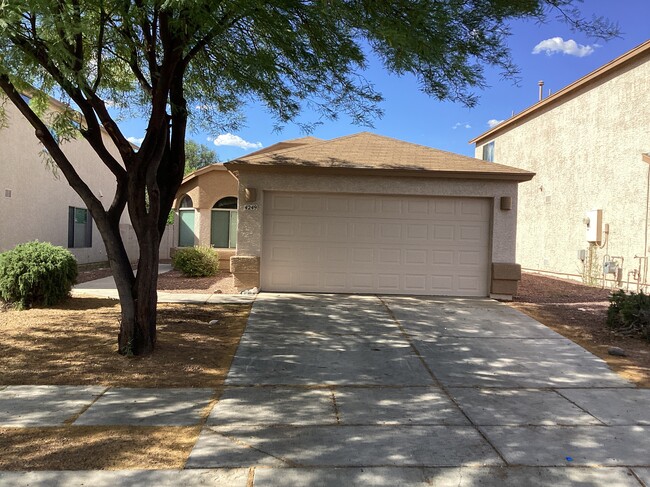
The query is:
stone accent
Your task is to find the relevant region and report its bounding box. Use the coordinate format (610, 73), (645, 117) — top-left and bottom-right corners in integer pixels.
(216, 249), (236, 272)
(231, 256), (260, 291)
(490, 262), (521, 298)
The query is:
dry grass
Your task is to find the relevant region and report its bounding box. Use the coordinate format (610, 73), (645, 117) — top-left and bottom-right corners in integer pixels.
(0, 426), (200, 470)
(0, 297), (250, 387)
(0, 295), (250, 469)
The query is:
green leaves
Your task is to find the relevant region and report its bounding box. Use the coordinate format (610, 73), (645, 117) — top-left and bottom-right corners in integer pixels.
(1, 1), (619, 131)
(184, 139), (218, 175)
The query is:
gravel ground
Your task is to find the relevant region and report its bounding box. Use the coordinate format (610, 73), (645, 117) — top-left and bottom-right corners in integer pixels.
(510, 272), (650, 387)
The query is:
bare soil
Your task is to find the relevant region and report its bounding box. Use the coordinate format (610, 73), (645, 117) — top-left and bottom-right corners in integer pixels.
(0, 298), (250, 387)
(157, 270), (238, 294)
(76, 263), (115, 284)
(0, 285), (249, 470)
(0, 426), (200, 470)
(510, 273), (650, 387)
(76, 264), (239, 294)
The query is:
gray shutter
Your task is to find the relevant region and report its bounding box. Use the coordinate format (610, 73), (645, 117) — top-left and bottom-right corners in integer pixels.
(68, 207), (75, 248)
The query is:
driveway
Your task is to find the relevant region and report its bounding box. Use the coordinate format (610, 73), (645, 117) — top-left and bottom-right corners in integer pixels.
(187, 293), (650, 485)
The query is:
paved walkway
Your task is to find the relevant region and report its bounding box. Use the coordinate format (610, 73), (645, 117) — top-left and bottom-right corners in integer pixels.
(71, 264), (255, 304)
(1, 294), (649, 485)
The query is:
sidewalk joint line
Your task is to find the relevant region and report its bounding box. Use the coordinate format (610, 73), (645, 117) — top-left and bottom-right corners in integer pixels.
(376, 295), (509, 466)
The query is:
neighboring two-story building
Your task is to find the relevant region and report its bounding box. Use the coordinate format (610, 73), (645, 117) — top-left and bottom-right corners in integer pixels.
(471, 40), (650, 291)
(0, 94), (171, 264)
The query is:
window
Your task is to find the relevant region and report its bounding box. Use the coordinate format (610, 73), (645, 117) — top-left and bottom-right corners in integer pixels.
(68, 207), (92, 248)
(179, 194), (193, 208)
(178, 194), (195, 247)
(482, 141), (495, 162)
(211, 197), (237, 248)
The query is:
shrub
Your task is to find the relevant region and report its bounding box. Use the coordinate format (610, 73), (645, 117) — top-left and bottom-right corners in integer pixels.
(607, 289), (650, 341)
(172, 246), (219, 277)
(0, 241), (78, 309)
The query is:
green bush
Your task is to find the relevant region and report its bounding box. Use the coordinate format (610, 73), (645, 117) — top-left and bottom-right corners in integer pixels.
(607, 289), (650, 341)
(172, 246), (219, 277)
(0, 241), (78, 309)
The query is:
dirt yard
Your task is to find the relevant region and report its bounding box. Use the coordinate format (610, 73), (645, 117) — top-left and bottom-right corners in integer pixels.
(510, 273), (650, 387)
(0, 298), (250, 387)
(0, 288), (250, 470)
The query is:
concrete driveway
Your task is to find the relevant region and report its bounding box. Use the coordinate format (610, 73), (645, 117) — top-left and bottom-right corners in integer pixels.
(187, 293), (650, 485)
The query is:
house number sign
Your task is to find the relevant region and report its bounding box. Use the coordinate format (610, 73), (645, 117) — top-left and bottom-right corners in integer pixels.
(243, 204), (259, 211)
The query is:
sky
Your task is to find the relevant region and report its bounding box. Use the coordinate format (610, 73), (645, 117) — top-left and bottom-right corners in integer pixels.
(120, 1), (650, 161)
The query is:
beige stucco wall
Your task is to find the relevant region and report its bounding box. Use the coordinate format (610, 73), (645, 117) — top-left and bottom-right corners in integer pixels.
(475, 55), (650, 288)
(234, 169), (520, 273)
(0, 98), (150, 264)
(171, 166), (239, 269)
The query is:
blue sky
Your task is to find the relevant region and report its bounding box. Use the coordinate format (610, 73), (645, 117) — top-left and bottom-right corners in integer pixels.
(121, 1), (650, 161)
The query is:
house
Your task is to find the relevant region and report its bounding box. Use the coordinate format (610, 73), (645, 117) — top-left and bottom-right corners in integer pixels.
(178, 132), (534, 299)
(470, 40), (650, 290)
(0, 94), (171, 264)
(172, 164), (240, 270)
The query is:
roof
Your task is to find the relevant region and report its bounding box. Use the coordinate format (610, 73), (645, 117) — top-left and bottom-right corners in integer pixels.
(225, 132), (534, 181)
(470, 39), (650, 145)
(180, 136), (322, 183)
(180, 162), (229, 184)
(239, 136), (322, 158)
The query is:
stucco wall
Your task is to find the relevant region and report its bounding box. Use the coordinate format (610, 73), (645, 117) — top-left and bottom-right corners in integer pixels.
(475, 56), (650, 287)
(172, 166), (239, 249)
(0, 99), (145, 264)
(234, 170), (520, 268)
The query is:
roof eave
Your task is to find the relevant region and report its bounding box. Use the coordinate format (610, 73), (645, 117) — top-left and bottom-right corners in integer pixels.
(469, 39), (650, 146)
(224, 162), (535, 182)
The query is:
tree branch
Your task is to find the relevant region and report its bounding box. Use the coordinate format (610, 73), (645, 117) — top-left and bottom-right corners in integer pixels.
(0, 75), (105, 219)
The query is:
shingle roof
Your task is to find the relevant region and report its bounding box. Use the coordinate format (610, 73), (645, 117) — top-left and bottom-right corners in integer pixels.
(226, 132), (534, 181)
(239, 136), (323, 158)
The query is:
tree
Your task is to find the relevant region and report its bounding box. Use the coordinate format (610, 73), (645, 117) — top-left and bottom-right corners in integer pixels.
(0, 1), (617, 355)
(185, 139), (218, 176)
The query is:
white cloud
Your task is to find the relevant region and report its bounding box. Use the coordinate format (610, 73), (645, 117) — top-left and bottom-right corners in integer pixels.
(532, 37), (595, 57)
(452, 122), (472, 130)
(211, 133), (262, 150)
(127, 136), (144, 145)
(487, 119), (504, 128)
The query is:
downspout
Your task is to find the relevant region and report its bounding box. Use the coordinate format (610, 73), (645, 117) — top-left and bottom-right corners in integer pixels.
(639, 154), (650, 288)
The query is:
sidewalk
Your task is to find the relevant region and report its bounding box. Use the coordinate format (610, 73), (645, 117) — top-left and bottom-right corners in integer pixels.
(72, 264), (255, 304)
(2, 294), (649, 485)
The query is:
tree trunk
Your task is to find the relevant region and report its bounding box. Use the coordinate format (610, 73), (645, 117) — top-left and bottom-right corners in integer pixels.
(95, 201), (162, 357)
(115, 223), (160, 356)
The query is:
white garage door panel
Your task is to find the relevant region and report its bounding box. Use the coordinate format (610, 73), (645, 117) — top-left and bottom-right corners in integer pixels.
(262, 192), (491, 296)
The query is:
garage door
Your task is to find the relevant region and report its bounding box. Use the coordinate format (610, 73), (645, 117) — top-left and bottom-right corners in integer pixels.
(261, 192), (491, 296)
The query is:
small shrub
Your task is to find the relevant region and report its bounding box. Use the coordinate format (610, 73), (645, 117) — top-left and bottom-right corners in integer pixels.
(607, 289), (650, 341)
(0, 241), (78, 309)
(172, 246), (219, 277)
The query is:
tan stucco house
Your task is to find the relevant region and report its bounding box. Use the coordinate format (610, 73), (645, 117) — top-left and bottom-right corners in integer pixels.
(173, 164), (240, 270)
(0, 94), (173, 264)
(178, 132), (534, 299)
(471, 40), (650, 291)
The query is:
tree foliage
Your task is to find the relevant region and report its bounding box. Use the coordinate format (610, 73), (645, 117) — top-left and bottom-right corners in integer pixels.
(185, 139), (218, 175)
(0, 0), (618, 355)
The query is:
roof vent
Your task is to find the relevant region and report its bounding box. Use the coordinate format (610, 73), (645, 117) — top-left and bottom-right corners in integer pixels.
(4, 189), (11, 198)
(538, 80), (544, 101)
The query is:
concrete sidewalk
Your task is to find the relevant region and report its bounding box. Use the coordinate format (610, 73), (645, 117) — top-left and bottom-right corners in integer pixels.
(71, 264), (255, 304)
(1, 294), (649, 485)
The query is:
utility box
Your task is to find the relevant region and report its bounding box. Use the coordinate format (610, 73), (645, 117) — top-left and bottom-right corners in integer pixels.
(585, 209), (603, 243)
